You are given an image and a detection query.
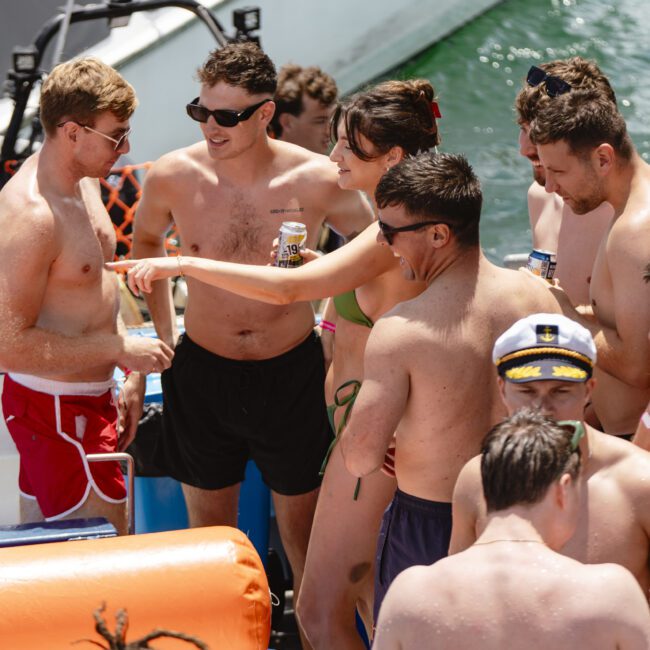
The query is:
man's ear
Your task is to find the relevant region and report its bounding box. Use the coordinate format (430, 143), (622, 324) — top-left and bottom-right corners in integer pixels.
(259, 100), (276, 126)
(431, 223), (452, 248)
(556, 472), (573, 510)
(593, 143), (614, 176)
(278, 111), (295, 134)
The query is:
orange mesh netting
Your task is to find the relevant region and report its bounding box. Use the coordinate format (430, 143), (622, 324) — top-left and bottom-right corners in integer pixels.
(100, 162), (180, 260)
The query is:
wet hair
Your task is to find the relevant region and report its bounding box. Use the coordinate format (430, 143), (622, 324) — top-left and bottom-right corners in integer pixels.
(40, 57), (136, 136)
(270, 64), (338, 137)
(529, 88), (633, 160)
(481, 409), (581, 513)
(515, 56), (616, 126)
(197, 42), (276, 95)
(375, 151), (482, 248)
(331, 79), (440, 160)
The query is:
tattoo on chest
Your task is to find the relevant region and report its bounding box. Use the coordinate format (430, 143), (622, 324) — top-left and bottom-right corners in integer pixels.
(270, 207), (304, 215)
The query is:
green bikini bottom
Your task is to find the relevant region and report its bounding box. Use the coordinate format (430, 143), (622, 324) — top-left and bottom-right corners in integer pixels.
(321, 379), (362, 500)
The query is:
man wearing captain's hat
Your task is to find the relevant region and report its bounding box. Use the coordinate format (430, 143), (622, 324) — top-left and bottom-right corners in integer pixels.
(451, 313), (650, 599)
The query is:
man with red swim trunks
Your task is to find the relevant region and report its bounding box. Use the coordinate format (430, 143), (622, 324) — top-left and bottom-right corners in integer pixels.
(0, 58), (173, 534)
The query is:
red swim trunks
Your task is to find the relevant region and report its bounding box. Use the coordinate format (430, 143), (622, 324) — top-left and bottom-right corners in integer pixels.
(1, 373), (127, 520)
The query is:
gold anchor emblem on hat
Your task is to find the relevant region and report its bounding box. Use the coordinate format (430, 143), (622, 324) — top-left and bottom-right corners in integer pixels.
(539, 326), (556, 343)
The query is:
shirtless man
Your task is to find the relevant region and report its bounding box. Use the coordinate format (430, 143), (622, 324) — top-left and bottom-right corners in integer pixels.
(633, 262), (650, 450)
(375, 409), (650, 650)
(131, 43), (372, 633)
(529, 89), (650, 437)
(451, 313), (650, 597)
(516, 57), (614, 309)
(339, 151), (559, 621)
(0, 58), (173, 535)
(270, 63), (338, 155)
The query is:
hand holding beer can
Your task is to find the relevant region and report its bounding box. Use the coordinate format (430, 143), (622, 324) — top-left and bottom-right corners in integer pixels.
(526, 248), (557, 282)
(276, 222), (307, 268)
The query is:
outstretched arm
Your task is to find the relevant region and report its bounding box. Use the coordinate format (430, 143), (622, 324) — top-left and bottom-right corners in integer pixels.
(110, 222), (395, 305)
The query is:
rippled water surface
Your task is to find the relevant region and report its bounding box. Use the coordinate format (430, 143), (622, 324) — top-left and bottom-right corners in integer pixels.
(381, 0), (650, 263)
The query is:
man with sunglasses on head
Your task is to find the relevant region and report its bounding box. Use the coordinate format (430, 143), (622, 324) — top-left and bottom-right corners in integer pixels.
(376, 408), (650, 650)
(339, 151), (559, 622)
(131, 43), (372, 637)
(451, 313), (650, 598)
(0, 58), (174, 535)
(515, 58), (614, 312)
(528, 83), (650, 441)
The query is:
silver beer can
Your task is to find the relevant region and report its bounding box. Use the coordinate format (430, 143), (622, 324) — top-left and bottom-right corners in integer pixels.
(526, 248), (557, 281)
(276, 222), (307, 268)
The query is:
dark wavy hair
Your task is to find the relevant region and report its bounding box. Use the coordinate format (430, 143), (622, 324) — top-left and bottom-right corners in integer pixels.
(331, 79), (440, 160)
(481, 409), (581, 513)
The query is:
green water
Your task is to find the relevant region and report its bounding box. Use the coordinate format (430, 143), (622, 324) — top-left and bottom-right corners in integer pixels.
(382, 0), (650, 263)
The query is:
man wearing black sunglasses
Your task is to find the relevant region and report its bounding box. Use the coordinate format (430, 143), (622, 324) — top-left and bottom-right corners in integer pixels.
(529, 86), (650, 444)
(0, 58), (174, 536)
(451, 313), (650, 600)
(339, 152), (559, 620)
(131, 43), (373, 640)
(514, 57), (615, 312)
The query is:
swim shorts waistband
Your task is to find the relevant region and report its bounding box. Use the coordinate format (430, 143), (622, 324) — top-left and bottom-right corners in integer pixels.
(180, 330), (319, 369)
(8, 373), (115, 397)
(393, 488), (452, 515)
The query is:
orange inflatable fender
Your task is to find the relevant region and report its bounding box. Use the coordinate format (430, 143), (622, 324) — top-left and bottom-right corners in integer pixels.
(0, 526), (271, 649)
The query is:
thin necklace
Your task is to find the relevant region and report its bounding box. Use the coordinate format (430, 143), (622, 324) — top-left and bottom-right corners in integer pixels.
(474, 539), (546, 546)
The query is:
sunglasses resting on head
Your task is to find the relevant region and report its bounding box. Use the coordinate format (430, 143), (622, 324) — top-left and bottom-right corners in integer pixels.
(526, 65), (572, 98)
(186, 98), (271, 127)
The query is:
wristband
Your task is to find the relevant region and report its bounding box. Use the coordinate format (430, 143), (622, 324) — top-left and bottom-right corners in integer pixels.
(320, 320), (336, 333)
(177, 255), (184, 278)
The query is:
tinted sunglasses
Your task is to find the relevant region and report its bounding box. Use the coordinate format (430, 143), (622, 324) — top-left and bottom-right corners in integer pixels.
(56, 120), (131, 151)
(186, 97), (271, 127)
(377, 217), (448, 246)
(558, 419), (586, 450)
(526, 66), (572, 98)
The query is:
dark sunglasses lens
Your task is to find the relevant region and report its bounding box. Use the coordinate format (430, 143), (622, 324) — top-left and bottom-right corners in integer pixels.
(545, 77), (571, 98)
(187, 104), (209, 123)
(527, 66), (546, 86)
(213, 111), (239, 128)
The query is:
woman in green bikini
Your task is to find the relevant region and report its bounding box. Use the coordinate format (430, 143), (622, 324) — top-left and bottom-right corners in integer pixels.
(109, 78), (440, 648)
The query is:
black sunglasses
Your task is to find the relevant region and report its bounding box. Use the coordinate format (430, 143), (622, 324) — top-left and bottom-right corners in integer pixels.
(185, 97), (271, 127)
(526, 66), (572, 98)
(377, 217), (448, 246)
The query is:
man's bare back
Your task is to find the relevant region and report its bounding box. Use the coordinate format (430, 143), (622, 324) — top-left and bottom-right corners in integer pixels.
(345, 257), (559, 500)
(374, 545), (649, 650)
(453, 428), (650, 596)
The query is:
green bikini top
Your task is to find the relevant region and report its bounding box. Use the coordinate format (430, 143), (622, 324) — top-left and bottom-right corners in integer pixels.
(333, 290), (374, 328)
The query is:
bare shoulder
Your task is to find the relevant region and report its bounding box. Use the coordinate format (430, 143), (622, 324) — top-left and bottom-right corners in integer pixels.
(581, 562), (647, 611)
(145, 141), (207, 185)
(0, 166), (58, 245)
(456, 454), (482, 491)
(603, 436), (650, 497)
(270, 139), (338, 184)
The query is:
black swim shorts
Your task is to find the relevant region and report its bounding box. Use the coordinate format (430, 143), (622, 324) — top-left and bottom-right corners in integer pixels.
(374, 489), (452, 622)
(155, 331), (333, 495)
